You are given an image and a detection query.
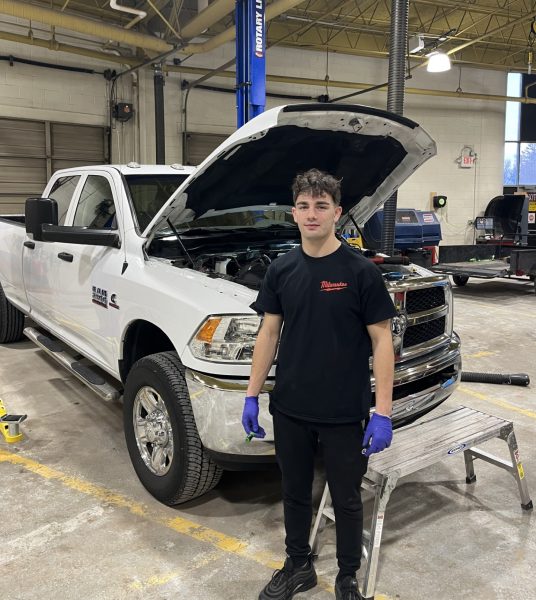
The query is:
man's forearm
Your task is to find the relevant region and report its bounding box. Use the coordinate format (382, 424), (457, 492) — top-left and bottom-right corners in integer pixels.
(372, 336), (395, 417)
(246, 327), (280, 397)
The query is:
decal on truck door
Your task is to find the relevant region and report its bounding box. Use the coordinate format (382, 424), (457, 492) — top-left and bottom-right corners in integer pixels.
(109, 293), (120, 309)
(92, 286), (108, 308)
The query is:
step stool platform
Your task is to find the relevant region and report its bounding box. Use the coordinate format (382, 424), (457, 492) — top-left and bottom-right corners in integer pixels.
(309, 406), (532, 600)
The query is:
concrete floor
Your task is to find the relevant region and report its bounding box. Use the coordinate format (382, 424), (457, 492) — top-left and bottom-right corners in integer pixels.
(1, 277), (535, 600)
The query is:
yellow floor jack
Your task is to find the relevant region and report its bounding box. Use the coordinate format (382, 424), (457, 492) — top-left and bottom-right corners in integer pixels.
(0, 398), (27, 443)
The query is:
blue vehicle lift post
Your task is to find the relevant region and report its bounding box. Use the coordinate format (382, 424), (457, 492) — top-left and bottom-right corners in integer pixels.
(236, 0), (266, 127)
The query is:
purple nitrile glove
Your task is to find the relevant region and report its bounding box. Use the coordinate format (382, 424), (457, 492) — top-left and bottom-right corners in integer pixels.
(362, 413), (393, 457)
(241, 396), (266, 438)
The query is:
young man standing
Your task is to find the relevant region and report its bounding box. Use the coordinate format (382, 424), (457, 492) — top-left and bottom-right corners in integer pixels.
(242, 169), (396, 600)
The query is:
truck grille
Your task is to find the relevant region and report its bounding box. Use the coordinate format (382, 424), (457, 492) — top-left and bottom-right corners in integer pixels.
(404, 316), (446, 348)
(405, 287), (445, 314)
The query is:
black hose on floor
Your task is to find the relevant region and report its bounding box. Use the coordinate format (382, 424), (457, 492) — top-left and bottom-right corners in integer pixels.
(461, 372), (530, 386)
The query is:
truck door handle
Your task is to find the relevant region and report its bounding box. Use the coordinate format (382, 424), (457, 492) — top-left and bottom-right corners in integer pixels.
(58, 252), (73, 263)
(24, 241), (35, 249)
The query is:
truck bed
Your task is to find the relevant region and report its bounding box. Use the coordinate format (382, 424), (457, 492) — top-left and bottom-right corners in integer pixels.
(431, 244), (536, 284)
(431, 259), (510, 279)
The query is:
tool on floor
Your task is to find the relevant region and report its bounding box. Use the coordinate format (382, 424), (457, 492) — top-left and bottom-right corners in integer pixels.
(461, 371), (530, 386)
(0, 398), (27, 443)
(309, 406), (532, 600)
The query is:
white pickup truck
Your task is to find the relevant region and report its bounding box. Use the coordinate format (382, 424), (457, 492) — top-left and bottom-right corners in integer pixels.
(0, 104), (461, 505)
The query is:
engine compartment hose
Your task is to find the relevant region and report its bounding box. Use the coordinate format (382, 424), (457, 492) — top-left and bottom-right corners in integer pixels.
(461, 371), (530, 387)
(370, 256), (410, 265)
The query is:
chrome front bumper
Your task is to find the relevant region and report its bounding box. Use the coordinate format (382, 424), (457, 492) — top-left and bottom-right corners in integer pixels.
(185, 333), (462, 460)
(185, 369), (276, 459)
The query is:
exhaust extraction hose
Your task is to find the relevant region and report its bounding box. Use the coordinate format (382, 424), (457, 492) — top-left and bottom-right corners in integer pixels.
(381, 0), (410, 256)
(461, 372), (530, 387)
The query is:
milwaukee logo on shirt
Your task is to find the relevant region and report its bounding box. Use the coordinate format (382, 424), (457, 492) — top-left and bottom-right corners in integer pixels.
(320, 280), (348, 292)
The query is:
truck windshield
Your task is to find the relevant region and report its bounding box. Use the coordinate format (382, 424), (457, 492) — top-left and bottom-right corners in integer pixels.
(125, 174), (188, 231)
(176, 206), (296, 233)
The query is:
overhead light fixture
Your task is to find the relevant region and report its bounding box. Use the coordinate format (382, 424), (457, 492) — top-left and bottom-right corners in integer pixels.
(409, 34), (425, 54)
(426, 51), (451, 73)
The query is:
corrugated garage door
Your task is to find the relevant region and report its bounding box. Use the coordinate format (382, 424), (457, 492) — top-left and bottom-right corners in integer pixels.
(51, 123), (107, 172)
(0, 118), (107, 215)
(185, 132), (227, 166)
(0, 119), (47, 214)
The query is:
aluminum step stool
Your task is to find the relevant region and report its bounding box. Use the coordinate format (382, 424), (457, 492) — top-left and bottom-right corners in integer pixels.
(309, 406), (532, 600)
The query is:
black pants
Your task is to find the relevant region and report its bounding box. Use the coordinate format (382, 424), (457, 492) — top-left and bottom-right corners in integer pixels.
(272, 408), (368, 578)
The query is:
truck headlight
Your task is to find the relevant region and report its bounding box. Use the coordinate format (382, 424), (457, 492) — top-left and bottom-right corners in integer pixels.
(189, 315), (262, 362)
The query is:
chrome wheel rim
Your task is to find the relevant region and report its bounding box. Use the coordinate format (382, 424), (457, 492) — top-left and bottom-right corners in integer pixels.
(133, 386), (174, 476)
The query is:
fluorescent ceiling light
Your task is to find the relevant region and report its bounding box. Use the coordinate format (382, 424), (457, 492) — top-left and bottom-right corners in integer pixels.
(426, 51), (451, 73)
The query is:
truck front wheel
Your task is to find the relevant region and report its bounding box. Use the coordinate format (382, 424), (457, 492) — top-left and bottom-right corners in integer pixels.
(452, 275), (469, 287)
(123, 351), (222, 505)
(0, 282), (25, 343)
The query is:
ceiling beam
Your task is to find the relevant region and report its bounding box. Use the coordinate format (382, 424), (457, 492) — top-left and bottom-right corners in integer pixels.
(448, 9), (536, 55)
(273, 16), (529, 49)
(410, 0), (524, 19)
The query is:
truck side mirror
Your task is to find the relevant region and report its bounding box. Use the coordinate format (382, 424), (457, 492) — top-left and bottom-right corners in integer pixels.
(25, 198), (58, 241)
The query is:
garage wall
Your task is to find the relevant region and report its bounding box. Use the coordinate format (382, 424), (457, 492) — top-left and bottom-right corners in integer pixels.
(0, 31), (506, 244)
(0, 28), (136, 181)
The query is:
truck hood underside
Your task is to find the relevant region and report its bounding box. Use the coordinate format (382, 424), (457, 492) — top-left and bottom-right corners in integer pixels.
(179, 125), (405, 216)
(144, 104), (437, 238)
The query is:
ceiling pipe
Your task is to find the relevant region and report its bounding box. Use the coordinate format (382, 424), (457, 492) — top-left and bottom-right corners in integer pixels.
(1, 28), (535, 105)
(182, 0), (235, 38)
(0, 0), (304, 57)
(0, 0), (173, 53)
(109, 0), (146, 30)
(170, 64), (536, 104)
(180, 0), (310, 54)
(0, 30), (139, 65)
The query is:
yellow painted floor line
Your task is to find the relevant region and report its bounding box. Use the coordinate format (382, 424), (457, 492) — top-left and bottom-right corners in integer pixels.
(130, 549), (222, 590)
(463, 351), (496, 359)
(459, 386), (536, 420)
(0, 448), (396, 598)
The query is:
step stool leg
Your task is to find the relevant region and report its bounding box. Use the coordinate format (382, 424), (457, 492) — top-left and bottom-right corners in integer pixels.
(361, 473), (399, 600)
(309, 483), (332, 557)
(502, 425), (533, 511)
(464, 449), (477, 484)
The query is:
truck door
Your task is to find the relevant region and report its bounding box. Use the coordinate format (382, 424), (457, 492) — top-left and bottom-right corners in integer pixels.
(53, 172), (123, 370)
(22, 174), (82, 327)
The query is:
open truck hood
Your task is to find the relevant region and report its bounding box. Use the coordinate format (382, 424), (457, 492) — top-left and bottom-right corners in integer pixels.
(143, 103), (436, 239)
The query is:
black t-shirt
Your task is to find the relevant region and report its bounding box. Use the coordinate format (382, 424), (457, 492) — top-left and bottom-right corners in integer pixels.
(254, 243), (396, 423)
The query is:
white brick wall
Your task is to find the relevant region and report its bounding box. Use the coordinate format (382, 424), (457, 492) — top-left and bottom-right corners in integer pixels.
(0, 40), (111, 125)
(0, 34), (507, 244)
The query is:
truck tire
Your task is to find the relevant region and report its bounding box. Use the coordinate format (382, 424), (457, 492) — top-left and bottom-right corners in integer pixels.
(123, 351), (222, 505)
(0, 282), (25, 343)
(452, 275), (469, 287)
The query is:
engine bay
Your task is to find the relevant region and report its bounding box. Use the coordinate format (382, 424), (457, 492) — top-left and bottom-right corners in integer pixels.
(150, 233), (424, 290)
(175, 244), (298, 289)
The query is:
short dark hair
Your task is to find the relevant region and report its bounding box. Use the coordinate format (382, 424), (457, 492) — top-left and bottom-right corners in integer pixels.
(291, 169), (342, 206)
